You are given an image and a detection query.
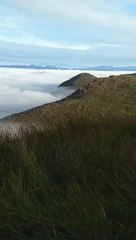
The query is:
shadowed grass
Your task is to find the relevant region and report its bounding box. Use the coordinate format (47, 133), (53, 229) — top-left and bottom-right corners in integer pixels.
(0, 115), (136, 239)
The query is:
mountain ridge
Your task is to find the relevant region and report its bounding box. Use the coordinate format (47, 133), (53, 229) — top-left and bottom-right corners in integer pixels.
(1, 64), (136, 71)
(58, 73), (97, 88)
(3, 73), (136, 124)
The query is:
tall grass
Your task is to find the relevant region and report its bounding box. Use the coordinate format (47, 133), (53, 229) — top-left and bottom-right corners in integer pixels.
(0, 115), (136, 239)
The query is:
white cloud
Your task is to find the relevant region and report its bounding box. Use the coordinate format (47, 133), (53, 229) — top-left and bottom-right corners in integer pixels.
(0, 33), (119, 50)
(7, 0), (136, 33)
(0, 34), (93, 50)
(0, 68), (75, 118)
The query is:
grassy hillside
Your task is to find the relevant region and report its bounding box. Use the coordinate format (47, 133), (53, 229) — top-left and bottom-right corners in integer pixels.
(0, 74), (136, 239)
(6, 74), (136, 123)
(58, 72), (97, 88)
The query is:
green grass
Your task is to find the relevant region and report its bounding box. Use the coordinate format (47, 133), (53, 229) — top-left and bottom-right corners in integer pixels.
(0, 115), (136, 239)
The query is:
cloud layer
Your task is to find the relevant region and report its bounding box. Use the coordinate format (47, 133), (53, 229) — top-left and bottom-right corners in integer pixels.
(0, 68), (75, 118)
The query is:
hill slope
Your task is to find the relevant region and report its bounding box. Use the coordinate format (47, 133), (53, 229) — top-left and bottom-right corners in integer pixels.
(4, 73), (136, 125)
(58, 72), (97, 88)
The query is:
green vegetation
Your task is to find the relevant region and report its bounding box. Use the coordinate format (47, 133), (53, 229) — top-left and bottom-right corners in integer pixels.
(0, 74), (136, 239)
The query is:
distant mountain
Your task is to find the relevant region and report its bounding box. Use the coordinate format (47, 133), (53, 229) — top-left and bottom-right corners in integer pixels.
(58, 73), (97, 88)
(75, 66), (136, 71)
(0, 64), (67, 70)
(1, 64), (136, 71)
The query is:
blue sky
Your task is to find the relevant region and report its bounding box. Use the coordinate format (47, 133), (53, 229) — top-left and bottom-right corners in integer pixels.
(1, 0), (136, 67)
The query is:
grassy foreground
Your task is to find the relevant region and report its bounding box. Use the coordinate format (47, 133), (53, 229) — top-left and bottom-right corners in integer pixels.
(0, 114), (136, 239)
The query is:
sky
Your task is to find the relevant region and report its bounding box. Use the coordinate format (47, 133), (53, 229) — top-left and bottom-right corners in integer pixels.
(0, 0), (136, 67)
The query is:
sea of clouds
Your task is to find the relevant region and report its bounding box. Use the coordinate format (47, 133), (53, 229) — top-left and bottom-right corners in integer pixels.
(0, 68), (135, 119)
